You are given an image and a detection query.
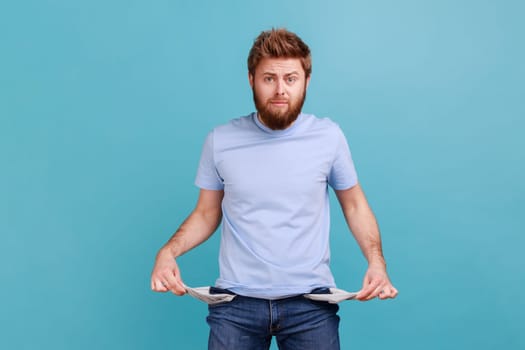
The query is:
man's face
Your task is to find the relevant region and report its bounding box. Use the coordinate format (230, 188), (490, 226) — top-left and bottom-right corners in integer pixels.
(249, 57), (310, 130)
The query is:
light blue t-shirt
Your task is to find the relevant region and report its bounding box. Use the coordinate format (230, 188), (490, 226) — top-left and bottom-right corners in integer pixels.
(195, 112), (358, 299)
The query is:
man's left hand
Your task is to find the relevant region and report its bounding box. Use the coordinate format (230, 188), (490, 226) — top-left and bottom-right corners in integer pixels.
(356, 264), (398, 301)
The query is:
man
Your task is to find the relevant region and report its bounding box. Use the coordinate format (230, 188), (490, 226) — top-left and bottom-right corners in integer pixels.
(151, 28), (398, 349)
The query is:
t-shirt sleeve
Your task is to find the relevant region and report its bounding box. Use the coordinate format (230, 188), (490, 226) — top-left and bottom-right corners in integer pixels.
(328, 127), (358, 190)
(194, 131), (224, 190)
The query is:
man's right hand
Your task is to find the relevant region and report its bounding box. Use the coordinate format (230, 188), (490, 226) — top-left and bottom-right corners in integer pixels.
(150, 247), (186, 295)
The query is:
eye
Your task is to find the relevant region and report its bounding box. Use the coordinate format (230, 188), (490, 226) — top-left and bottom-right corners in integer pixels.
(287, 76), (298, 83)
(264, 76), (274, 82)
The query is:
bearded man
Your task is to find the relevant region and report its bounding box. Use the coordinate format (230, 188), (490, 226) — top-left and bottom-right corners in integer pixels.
(151, 28), (398, 350)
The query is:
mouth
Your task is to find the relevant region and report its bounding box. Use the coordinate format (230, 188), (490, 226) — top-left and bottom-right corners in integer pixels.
(269, 100), (288, 106)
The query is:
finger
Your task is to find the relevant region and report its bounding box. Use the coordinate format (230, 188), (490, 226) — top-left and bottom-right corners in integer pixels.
(357, 281), (380, 301)
(163, 271), (186, 296)
(392, 287), (399, 297)
(384, 286), (399, 299)
(173, 267), (187, 295)
(357, 287), (374, 300)
(367, 284), (386, 300)
(378, 286), (399, 300)
(378, 287), (390, 300)
(170, 278), (187, 295)
(151, 277), (161, 291)
(151, 279), (162, 291)
(356, 289), (368, 300)
(153, 279), (168, 292)
(158, 280), (169, 292)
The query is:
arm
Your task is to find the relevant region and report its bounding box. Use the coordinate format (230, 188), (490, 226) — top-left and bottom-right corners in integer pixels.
(150, 189), (224, 295)
(335, 183), (398, 301)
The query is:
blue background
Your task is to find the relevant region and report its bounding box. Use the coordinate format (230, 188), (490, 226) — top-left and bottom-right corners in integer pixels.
(2, 0), (524, 349)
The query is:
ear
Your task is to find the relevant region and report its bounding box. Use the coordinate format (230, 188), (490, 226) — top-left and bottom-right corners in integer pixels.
(248, 72), (254, 88)
(305, 75), (311, 89)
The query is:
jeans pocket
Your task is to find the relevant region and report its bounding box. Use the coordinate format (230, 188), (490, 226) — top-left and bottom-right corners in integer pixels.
(303, 287), (333, 304)
(186, 286), (237, 305)
(209, 286), (236, 295)
(304, 287), (358, 304)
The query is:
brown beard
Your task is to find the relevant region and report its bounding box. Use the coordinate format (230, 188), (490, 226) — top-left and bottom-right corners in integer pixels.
(252, 85), (307, 130)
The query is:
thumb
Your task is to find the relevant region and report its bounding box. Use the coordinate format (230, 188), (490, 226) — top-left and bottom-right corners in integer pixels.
(356, 274), (373, 299)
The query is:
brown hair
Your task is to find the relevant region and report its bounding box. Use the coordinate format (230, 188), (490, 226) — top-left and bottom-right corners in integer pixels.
(247, 28), (312, 78)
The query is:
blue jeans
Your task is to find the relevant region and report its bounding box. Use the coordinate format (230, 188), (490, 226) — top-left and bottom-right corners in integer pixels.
(206, 287), (340, 350)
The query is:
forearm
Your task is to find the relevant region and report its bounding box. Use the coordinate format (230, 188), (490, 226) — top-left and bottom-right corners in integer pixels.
(161, 189), (224, 258)
(344, 205), (385, 267)
(163, 208), (222, 258)
(336, 184), (385, 267)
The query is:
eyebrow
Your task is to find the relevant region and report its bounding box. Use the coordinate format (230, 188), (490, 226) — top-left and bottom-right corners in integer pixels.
(262, 71), (300, 76)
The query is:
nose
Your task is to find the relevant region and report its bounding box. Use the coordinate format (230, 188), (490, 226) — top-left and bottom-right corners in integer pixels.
(275, 79), (285, 96)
